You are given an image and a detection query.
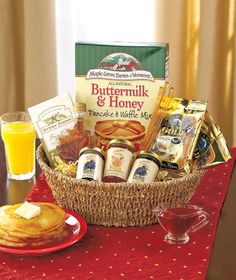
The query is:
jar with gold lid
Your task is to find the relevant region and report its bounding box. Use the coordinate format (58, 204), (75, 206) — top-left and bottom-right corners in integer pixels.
(76, 146), (105, 182)
(103, 139), (134, 183)
(127, 150), (161, 183)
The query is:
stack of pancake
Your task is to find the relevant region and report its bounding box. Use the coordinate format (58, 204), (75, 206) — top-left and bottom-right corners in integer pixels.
(0, 202), (68, 247)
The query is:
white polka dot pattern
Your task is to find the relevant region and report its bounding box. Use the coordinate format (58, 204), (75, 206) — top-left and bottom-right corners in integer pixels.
(0, 150), (233, 280)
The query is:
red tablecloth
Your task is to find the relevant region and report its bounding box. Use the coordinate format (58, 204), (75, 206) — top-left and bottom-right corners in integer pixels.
(0, 148), (235, 280)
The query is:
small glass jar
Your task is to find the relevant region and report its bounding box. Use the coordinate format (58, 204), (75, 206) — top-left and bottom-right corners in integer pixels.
(127, 150), (161, 183)
(103, 139), (134, 183)
(76, 147), (105, 182)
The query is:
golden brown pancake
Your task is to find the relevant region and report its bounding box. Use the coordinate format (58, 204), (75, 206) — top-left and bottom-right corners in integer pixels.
(0, 202), (66, 235)
(0, 229), (68, 247)
(0, 202), (68, 248)
(0, 225), (66, 242)
(95, 120), (145, 140)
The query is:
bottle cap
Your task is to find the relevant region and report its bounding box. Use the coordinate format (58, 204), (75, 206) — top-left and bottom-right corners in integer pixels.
(79, 146), (105, 159)
(74, 102), (86, 112)
(109, 139), (134, 150)
(137, 150), (161, 166)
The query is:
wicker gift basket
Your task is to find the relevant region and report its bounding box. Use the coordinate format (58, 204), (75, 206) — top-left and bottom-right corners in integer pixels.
(37, 145), (204, 227)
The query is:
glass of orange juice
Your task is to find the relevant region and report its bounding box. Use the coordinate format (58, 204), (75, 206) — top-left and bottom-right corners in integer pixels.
(1, 112), (36, 180)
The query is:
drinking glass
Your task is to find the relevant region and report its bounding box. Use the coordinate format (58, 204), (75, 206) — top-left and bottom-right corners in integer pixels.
(1, 112), (36, 180)
(153, 203), (209, 244)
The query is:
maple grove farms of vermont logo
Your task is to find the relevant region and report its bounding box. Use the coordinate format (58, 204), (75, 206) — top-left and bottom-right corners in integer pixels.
(85, 53), (154, 112)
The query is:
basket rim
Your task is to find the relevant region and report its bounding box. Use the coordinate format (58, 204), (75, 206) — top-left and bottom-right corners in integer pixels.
(36, 144), (204, 227)
(36, 144), (205, 188)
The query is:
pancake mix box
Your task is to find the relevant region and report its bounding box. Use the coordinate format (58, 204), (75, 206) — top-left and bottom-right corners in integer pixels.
(75, 41), (169, 148)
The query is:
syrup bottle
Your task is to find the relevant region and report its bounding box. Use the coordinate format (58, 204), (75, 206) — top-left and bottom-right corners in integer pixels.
(57, 102), (89, 162)
(74, 102), (86, 131)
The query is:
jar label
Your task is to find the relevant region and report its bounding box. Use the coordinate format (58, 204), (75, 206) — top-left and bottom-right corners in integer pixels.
(127, 158), (159, 183)
(76, 153), (104, 181)
(104, 147), (133, 180)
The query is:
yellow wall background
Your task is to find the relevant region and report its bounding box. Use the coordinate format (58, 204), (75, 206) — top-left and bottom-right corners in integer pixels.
(155, 0), (235, 146)
(0, 0), (235, 146)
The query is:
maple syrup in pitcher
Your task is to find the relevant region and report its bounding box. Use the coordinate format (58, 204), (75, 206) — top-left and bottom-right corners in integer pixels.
(154, 203), (210, 244)
(103, 139), (134, 183)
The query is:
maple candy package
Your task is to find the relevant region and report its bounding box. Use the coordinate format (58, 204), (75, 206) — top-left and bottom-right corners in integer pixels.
(75, 41), (169, 150)
(28, 94), (75, 167)
(28, 94), (91, 169)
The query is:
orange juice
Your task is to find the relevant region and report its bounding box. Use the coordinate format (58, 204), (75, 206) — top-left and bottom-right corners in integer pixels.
(2, 122), (36, 176)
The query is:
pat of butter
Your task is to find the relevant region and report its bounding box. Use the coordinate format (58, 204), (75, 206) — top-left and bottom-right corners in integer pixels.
(14, 202), (41, 219)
